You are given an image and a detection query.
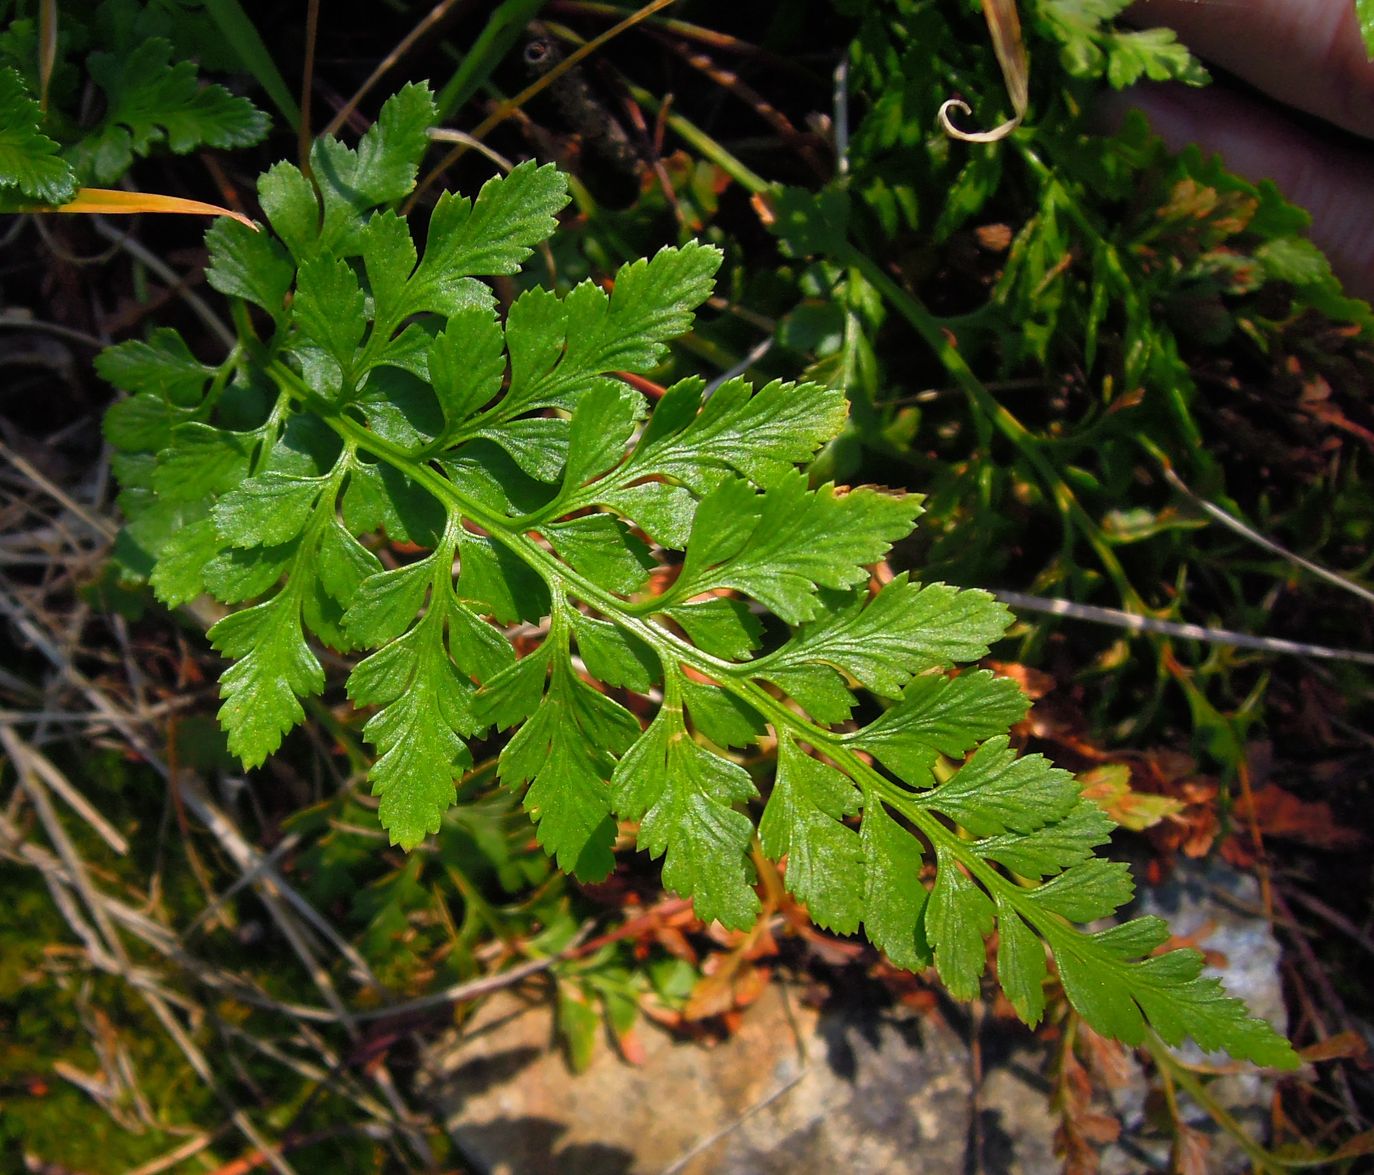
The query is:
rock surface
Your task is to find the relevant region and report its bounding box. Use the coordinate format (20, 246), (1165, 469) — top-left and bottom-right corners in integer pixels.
(1101, 857), (1288, 1174)
(420, 860), (1285, 1174)
(423, 981), (981, 1175)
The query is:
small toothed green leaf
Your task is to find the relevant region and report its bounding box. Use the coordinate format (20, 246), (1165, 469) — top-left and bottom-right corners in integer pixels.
(96, 329), (215, 405)
(501, 662), (638, 879)
(600, 480), (697, 548)
(672, 473), (919, 624)
(560, 244), (722, 381)
(456, 532), (550, 625)
(409, 160), (569, 308)
(500, 244), (721, 416)
(759, 663), (856, 725)
(476, 417), (570, 482)
(341, 460), (444, 547)
(209, 589), (323, 767)
(360, 209), (418, 330)
(344, 558), (435, 647)
(628, 376), (849, 493)
(427, 308), (507, 437)
(1025, 858), (1135, 923)
(680, 679), (767, 749)
(293, 254), (366, 381)
(206, 218), (295, 323)
(615, 711), (760, 928)
(151, 424), (257, 503)
(0, 67), (77, 203)
(317, 517), (384, 602)
(849, 671), (1029, 783)
(73, 38), (268, 184)
(544, 514), (654, 596)
(761, 740), (863, 933)
(861, 797), (931, 971)
(213, 472), (326, 547)
(259, 161), (319, 257)
(348, 605), (477, 849)
(664, 598), (763, 662)
(559, 382), (643, 497)
(570, 612), (659, 692)
(149, 516), (225, 606)
(976, 799), (1116, 879)
(1053, 916), (1298, 1067)
(310, 82), (435, 250)
(202, 542), (294, 603)
(923, 737), (1079, 839)
(103, 394), (195, 453)
(758, 576), (1006, 699)
(996, 901), (1048, 1027)
(925, 846), (995, 1000)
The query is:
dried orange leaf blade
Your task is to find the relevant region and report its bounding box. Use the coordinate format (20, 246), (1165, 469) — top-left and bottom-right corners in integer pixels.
(25, 187), (257, 229)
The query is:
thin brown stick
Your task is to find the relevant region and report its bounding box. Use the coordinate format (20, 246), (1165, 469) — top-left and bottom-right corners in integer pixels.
(298, 0), (320, 169)
(324, 0), (465, 138)
(647, 30), (828, 177)
(407, 0), (680, 209)
(1282, 885), (1374, 960)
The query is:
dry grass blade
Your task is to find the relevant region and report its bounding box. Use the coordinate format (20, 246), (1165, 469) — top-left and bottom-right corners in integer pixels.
(3, 731), (128, 853)
(125, 1133), (219, 1175)
(1158, 461), (1374, 611)
(940, 0), (1028, 143)
(0, 448), (437, 1166)
(20, 188), (258, 229)
(0, 811), (417, 1133)
(90, 219), (236, 349)
(994, 589), (1374, 667)
(0, 438), (115, 542)
(644, 28), (828, 177)
(1, 736), (296, 1173)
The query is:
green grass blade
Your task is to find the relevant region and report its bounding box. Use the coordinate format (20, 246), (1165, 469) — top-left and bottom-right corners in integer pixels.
(204, 0), (302, 130)
(435, 0), (548, 122)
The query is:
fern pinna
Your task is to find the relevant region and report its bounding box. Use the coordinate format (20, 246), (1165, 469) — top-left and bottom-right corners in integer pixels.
(100, 84), (1295, 1069)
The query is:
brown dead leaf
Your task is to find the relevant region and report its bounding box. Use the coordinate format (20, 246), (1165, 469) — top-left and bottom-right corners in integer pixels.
(985, 660), (1057, 700)
(1234, 785), (1366, 850)
(1298, 1030), (1370, 1066)
(1172, 1123), (1212, 1175)
(684, 955), (771, 1021)
(1053, 1123), (1101, 1175)
(1079, 1024), (1133, 1090)
(1076, 1109), (1122, 1146)
(614, 1026), (648, 1067)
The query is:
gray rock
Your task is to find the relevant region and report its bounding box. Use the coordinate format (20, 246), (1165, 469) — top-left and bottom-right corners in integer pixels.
(1100, 858), (1287, 1174)
(420, 860), (1285, 1174)
(422, 982), (978, 1175)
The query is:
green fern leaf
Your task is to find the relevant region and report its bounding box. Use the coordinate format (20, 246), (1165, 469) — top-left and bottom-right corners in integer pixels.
(99, 83), (1299, 1072)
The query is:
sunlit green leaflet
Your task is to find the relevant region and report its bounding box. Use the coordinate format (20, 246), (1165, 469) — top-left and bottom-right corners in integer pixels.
(100, 83), (1296, 1068)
